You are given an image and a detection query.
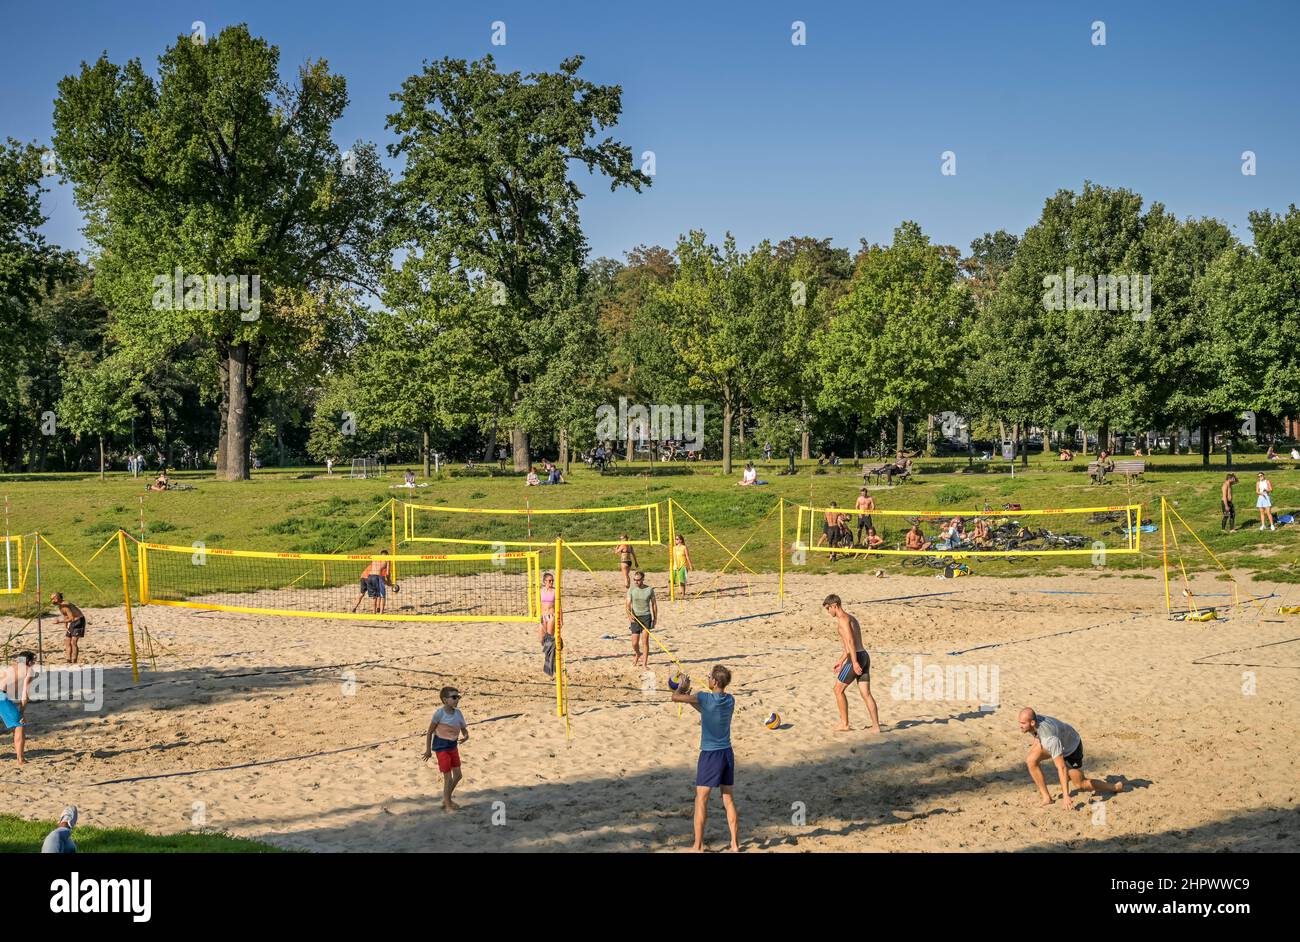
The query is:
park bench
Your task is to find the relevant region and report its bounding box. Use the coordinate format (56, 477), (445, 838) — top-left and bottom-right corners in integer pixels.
(1088, 458), (1144, 484)
(864, 462), (913, 487)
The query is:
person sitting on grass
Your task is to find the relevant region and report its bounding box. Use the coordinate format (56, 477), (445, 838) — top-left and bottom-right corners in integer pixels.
(544, 460), (563, 485)
(1057, 448), (1074, 461)
(1018, 707), (1124, 809)
(1291, 447), (1300, 461)
(41, 806), (78, 853)
(148, 470), (169, 492)
(971, 517), (992, 547)
(861, 526), (884, 549)
(670, 666), (740, 852)
(738, 462), (758, 486)
(403, 469), (416, 487)
(424, 687), (469, 812)
(1267, 445), (1279, 461)
(936, 516), (964, 551)
(525, 465), (540, 486)
(0, 652), (35, 765)
(905, 523), (931, 552)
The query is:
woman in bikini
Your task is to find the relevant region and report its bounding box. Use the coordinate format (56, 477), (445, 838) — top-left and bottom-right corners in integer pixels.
(614, 535), (638, 588)
(539, 571), (559, 677)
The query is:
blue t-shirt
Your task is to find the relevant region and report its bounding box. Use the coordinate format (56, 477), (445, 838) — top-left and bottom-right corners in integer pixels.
(696, 692), (735, 752)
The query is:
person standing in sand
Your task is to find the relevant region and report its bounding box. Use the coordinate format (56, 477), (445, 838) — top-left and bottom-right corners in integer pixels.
(0, 652), (35, 764)
(424, 686), (469, 812)
(351, 551), (390, 615)
(1018, 707), (1124, 809)
(822, 594), (882, 734)
(539, 571), (559, 677)
(626, 570), (657, 668)
(613, 535), (638, 589)
(50, 593), (86, 664)
(671, 665), (740, 852)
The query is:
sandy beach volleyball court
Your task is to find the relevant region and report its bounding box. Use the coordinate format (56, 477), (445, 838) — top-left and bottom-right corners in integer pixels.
(2, 568), (1296, 852)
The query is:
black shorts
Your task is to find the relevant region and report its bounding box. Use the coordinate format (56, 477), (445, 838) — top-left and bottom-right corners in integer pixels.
(836, 650), (870, 684)
(857, 514), (873, 531)
(66, 617), (86, 639)
(1063, 741), (1085, 770)
(630, 613), (653, 634)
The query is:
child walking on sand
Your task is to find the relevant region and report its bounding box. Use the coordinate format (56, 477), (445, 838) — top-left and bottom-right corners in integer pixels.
(671, 665), (740, 851)
(424, 686), (469, 812)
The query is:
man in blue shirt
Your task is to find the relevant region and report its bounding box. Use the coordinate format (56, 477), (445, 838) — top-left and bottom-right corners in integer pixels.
(671, 665), (739, 851)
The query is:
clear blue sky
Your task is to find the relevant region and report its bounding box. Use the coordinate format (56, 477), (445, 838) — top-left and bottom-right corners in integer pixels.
(3, 0), (1296, 260)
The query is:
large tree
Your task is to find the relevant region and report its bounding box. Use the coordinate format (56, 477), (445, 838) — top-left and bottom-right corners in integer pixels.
(52, 24), (389, 480)
(386, 54), (649, 471)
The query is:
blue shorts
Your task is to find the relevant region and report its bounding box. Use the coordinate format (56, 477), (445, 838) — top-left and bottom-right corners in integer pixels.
(363, 575), (386, 599)
(837, 650), (871, 684)
(695, 747), (735, 788)
(0, 694), (23, 730)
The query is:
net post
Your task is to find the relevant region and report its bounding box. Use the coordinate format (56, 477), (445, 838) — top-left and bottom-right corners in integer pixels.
(778, 498), (785, 605)
(118, 530), (140, 683)
(1160, 497), (1171, 612)
(554, 538), (564, 719)
(34, 532), (43, 668)
(667, 499), (676, 601)
(389, 499), (398, 585)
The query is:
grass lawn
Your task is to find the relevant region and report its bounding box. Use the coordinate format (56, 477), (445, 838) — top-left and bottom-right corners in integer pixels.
(1, 451), (1296, 617)
(0, 814), (282, 853)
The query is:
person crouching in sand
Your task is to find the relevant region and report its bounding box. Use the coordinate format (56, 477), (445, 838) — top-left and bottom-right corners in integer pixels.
(1019, 707), (1124, 809)
(823, 594), (881, 734)
(424, 686), (469, 812)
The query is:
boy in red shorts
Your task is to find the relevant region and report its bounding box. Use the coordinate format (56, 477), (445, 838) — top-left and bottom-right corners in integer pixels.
(423, 686), (469, 812)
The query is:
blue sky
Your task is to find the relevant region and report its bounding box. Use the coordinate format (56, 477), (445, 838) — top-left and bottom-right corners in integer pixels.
(3, 0), (1296, 261)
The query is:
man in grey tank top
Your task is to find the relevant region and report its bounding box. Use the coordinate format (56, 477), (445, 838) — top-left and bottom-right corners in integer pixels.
(1019, 707), (1125, 809)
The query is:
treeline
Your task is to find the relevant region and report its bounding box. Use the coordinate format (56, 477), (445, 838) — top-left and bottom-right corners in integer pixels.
(2, 25), (1298, 478)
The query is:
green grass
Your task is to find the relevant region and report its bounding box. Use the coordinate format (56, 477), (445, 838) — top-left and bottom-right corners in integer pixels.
(0, 814), (282, 853)
(0, 451), (1296, 615)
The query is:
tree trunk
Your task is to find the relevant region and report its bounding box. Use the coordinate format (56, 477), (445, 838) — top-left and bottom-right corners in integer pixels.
(926, 414), (934, 455)
(895, 412), (904, 453)
(222, 343), (251, 481)
(998, 418), (1007, 447)
(625, 428), (634, 463)
(98, 435), (105, 482)
(738, 405), (745, 450)
(722, 397), (734, 475)
(483, 409), (498, 463)
(559, 428), (569, 474)
(800, 398), (811, 460)
(1200, 423), (1210, 466)
(511, 426), (530, 473)
(216, 355), (229, 475)
(422, 428), (431, 478)
(1021, 423), (1029, 467)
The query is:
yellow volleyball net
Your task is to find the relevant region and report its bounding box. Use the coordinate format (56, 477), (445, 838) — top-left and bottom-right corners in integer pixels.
(136, 542), (542, 623)
(0, 535), (23, 594)
(793, 503), (1145, 558)
(402, 500), (662, 549)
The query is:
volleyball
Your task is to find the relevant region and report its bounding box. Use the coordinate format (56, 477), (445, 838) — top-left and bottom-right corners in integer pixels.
(668, 672), (685, 691)
(764, 712), (781, 729)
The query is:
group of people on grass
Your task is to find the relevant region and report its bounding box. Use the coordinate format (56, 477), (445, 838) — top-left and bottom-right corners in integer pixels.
(525, 460), (564, 485)
(1221, 471), (1279, 531)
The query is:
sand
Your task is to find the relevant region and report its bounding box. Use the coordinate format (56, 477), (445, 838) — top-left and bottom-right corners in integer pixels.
(1, 566), (1297, 852)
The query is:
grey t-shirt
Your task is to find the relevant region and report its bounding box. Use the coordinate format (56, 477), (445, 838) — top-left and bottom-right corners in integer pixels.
(627, 585), (655, 616)
(1035, 715), (1081, 758)
(41, 826), (77, 854)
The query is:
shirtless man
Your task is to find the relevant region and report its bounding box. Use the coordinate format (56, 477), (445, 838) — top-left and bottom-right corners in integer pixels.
(50, 593), (86, 663)
(0, 652), (35, 764)
(854, 488), (875, 547)
(1019, 707), (1124, 809)
(905, 523), (931, 551)
(1221, 473), (1238, 532)
(351, 551), (390, 615)
(822, 594), (881, 734)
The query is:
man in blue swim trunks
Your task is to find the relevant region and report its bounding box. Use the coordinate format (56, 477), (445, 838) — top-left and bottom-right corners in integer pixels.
(671, 664), (739, 851)
(0, 652), (36, 764)
(351, 551), (390, 615)
(823, 594), (882, 734)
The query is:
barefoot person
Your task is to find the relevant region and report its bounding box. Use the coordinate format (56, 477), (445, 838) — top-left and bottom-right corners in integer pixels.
(854, 488), (875, 547)
(1221, 473), (1238, 532)
(613, 535), (638, 589)
(0, 652), (35, 765)
(626, 570), (657, 669)
(424, 687), (469, 812)
(822, 594), (882, 734)
(1018, 707), (1124, 809)
(1256, 472), (1276, 531)
(351, 551), (390, 615)
(671, 534), (693, 595)
(50, 593), (85, 664)
(539, 571), (559, 677)
(670, 665), (740, 852)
